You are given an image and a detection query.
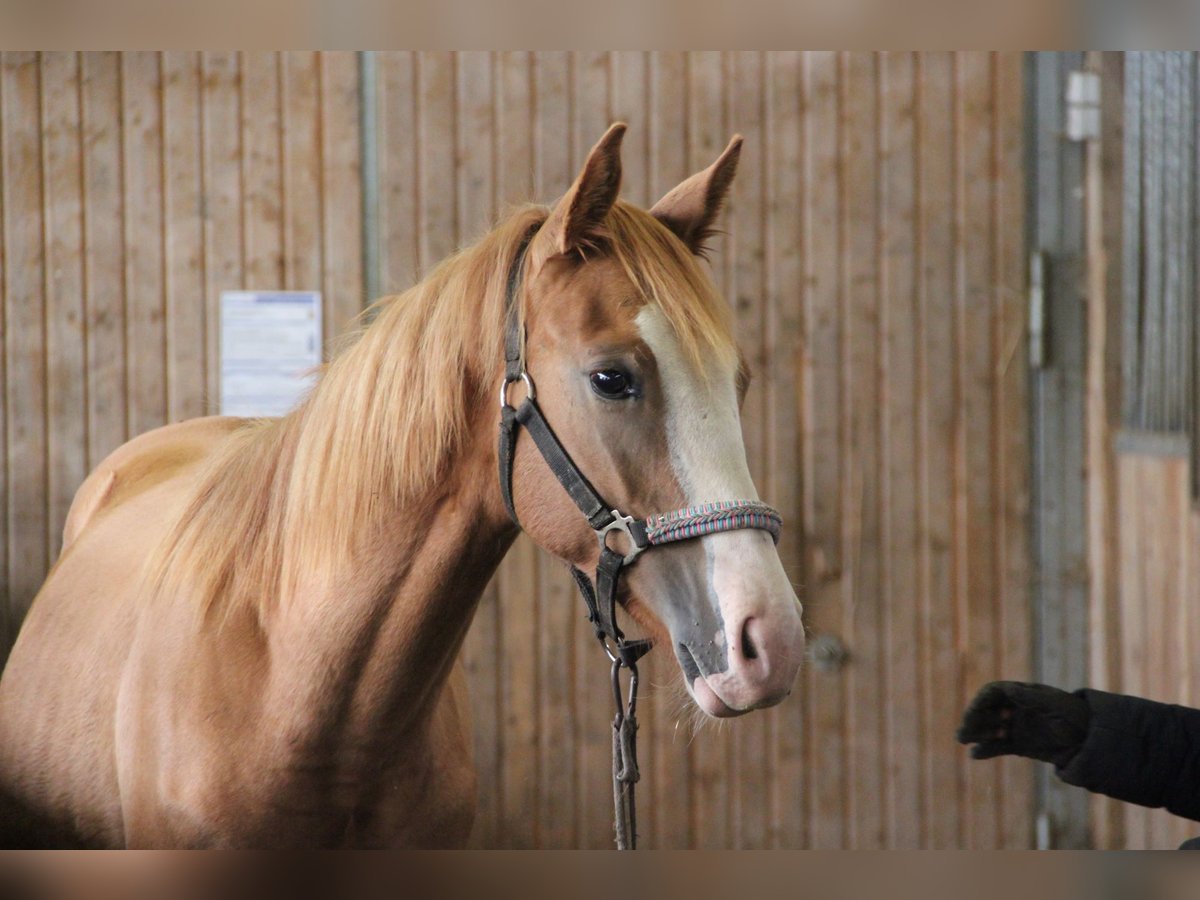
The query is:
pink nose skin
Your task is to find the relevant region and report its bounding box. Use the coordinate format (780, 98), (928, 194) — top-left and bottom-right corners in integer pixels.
(692, 614), (805, 718)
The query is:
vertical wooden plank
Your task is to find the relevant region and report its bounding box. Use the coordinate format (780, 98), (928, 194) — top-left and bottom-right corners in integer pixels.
(454, 52), (494, 243)
(416, 53), (456, 271)
(2, 52), (48, 636)
(646, 49), (693, 851)
(801, 49), (848, 850)
(647, 51), (687, 202)
(1139, 458), (1159, 850)
(840, 51), (885, 850)
(1086, 51), (1125, 851)
(569, 49), (615, 849)
(915, 51), (962, 848)
(956, 50), (1001, 849)
(1123, 458), (1142, 854)
(995, 50), (1034, 850)
(200, 52), (243, 410)
(1178, 484), (1194, 851)
(878, 50), (923, 849)
(1175, 479), (1194, 851)
(121, 51), (166, 437)
(611, 52), (649, 208)
(317, 52), (362, 340)
(764, 49), (805, 850)
(1151, 460), (1173, 850)
(1187, 505), (1200, 846)
(281, 52), (322, 294)
(727, 49), (769, 850)
(1116, 457), (1147, 847)
(40, 52), (87, 562)
(1170, 466), (1189, 853)
(241, 52), (284, 293)
(80, 52), (128, 465)
(1143, 460), (1170, 848)
(1166, 460), (1188, 849)
(162, 51), (206, 423)
(376, 52), (417, 296)
(684, 49), (732, 850)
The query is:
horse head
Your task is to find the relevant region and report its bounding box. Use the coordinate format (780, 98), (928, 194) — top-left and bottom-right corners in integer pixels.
(506, 124), (805, 718)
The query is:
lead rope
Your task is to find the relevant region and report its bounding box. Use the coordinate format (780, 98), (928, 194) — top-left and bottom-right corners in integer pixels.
(612, 657), (639, 850)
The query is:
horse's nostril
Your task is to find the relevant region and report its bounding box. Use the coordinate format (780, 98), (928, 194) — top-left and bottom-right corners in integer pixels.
(741, 619), (759, 661)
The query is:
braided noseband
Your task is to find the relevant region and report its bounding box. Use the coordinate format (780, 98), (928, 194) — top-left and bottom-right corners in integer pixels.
(644, 500), (782, 546)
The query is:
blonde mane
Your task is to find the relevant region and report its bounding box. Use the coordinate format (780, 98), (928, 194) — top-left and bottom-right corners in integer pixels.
(148, 201), (736, 621)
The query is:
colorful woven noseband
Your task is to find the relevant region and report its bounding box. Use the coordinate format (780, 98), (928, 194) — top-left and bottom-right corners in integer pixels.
(644, 500), (783, 546)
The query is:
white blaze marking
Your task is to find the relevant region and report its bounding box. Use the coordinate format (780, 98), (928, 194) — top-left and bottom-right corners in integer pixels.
(636, 305), (801, 702)
(634, 306), (755, 504)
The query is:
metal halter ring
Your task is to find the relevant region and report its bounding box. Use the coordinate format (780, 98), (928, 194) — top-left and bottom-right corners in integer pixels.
(596, 511), (645, 566)
(499, 372), (536, 408)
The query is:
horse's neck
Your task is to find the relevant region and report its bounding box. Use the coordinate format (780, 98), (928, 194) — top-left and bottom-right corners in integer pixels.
(259, 417), (515, 762)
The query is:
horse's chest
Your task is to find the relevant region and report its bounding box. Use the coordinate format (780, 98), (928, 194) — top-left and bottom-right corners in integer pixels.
(287, 691), (476, 848)
(209, 729), (475, 848)
(344, 738), (475, 847)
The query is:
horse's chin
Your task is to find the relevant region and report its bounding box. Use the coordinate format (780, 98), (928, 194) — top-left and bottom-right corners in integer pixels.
(689, 675), (747, 719)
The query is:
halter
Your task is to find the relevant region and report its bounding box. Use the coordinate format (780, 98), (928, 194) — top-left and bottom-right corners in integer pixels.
(496, 231), (783, 849)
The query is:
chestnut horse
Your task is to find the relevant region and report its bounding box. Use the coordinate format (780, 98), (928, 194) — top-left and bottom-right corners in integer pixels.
(0, 125), (804, 848)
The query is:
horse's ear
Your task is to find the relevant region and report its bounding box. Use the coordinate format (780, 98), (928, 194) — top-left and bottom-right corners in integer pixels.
(533, 123), (626, 263)
(650, 135), (742, 255)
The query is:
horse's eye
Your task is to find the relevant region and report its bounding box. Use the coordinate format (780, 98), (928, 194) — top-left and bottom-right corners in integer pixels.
(589, 368), (632, 399)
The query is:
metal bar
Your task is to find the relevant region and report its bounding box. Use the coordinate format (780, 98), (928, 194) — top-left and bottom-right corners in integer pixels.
(1142, 54), (1164, 432)
(359, 50), (381, 309)
(1030, 50), (1092, 848)
(1184, 53), (1195, 441)
(1193, 52), (1200, 502)
(1164, 53), (1182, 431)
(1181, 53), (1194, 436)
(1122, 52), (1142, 428)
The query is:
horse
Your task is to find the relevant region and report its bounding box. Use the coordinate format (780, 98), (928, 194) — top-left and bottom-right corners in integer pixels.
(0, 124), (805, 848)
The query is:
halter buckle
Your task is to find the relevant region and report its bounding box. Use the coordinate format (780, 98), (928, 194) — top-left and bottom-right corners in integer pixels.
(499, 371), (536, 408)
(597, 511), (645, 566)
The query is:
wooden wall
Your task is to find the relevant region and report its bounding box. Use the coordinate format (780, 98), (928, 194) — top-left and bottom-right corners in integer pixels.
(367, 51), (1032, 848)
(1106, 456), (1200, 849)
(0, 51), (1032, 848)
(0, 51), (363, 653)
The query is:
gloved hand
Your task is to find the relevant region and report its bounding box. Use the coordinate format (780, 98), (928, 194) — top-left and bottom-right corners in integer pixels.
(956, 681), (1090, 769)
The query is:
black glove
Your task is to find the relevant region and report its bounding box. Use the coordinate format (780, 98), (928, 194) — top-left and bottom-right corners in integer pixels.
(956, 681), (1090, 769)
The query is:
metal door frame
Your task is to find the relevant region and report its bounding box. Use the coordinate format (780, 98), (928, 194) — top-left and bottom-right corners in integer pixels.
(1028, 50), (1092, 849)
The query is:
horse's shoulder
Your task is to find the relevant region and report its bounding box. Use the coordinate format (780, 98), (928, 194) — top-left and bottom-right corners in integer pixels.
(62, 416), (247, 549)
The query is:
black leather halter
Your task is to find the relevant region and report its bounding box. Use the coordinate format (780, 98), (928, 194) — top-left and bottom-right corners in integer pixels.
(496, 231), (782, 849)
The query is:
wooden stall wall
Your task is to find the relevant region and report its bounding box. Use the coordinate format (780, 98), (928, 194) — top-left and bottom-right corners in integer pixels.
(1087, 52), (1200, 850)
(369, 51), (1032, 848)
(0, 51), (364, 659)
(1, 51), (1031, 848)
(1109, 456), (1200, 849)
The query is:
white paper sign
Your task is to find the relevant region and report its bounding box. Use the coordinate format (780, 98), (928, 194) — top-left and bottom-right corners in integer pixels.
(220, 291), (322, 417)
